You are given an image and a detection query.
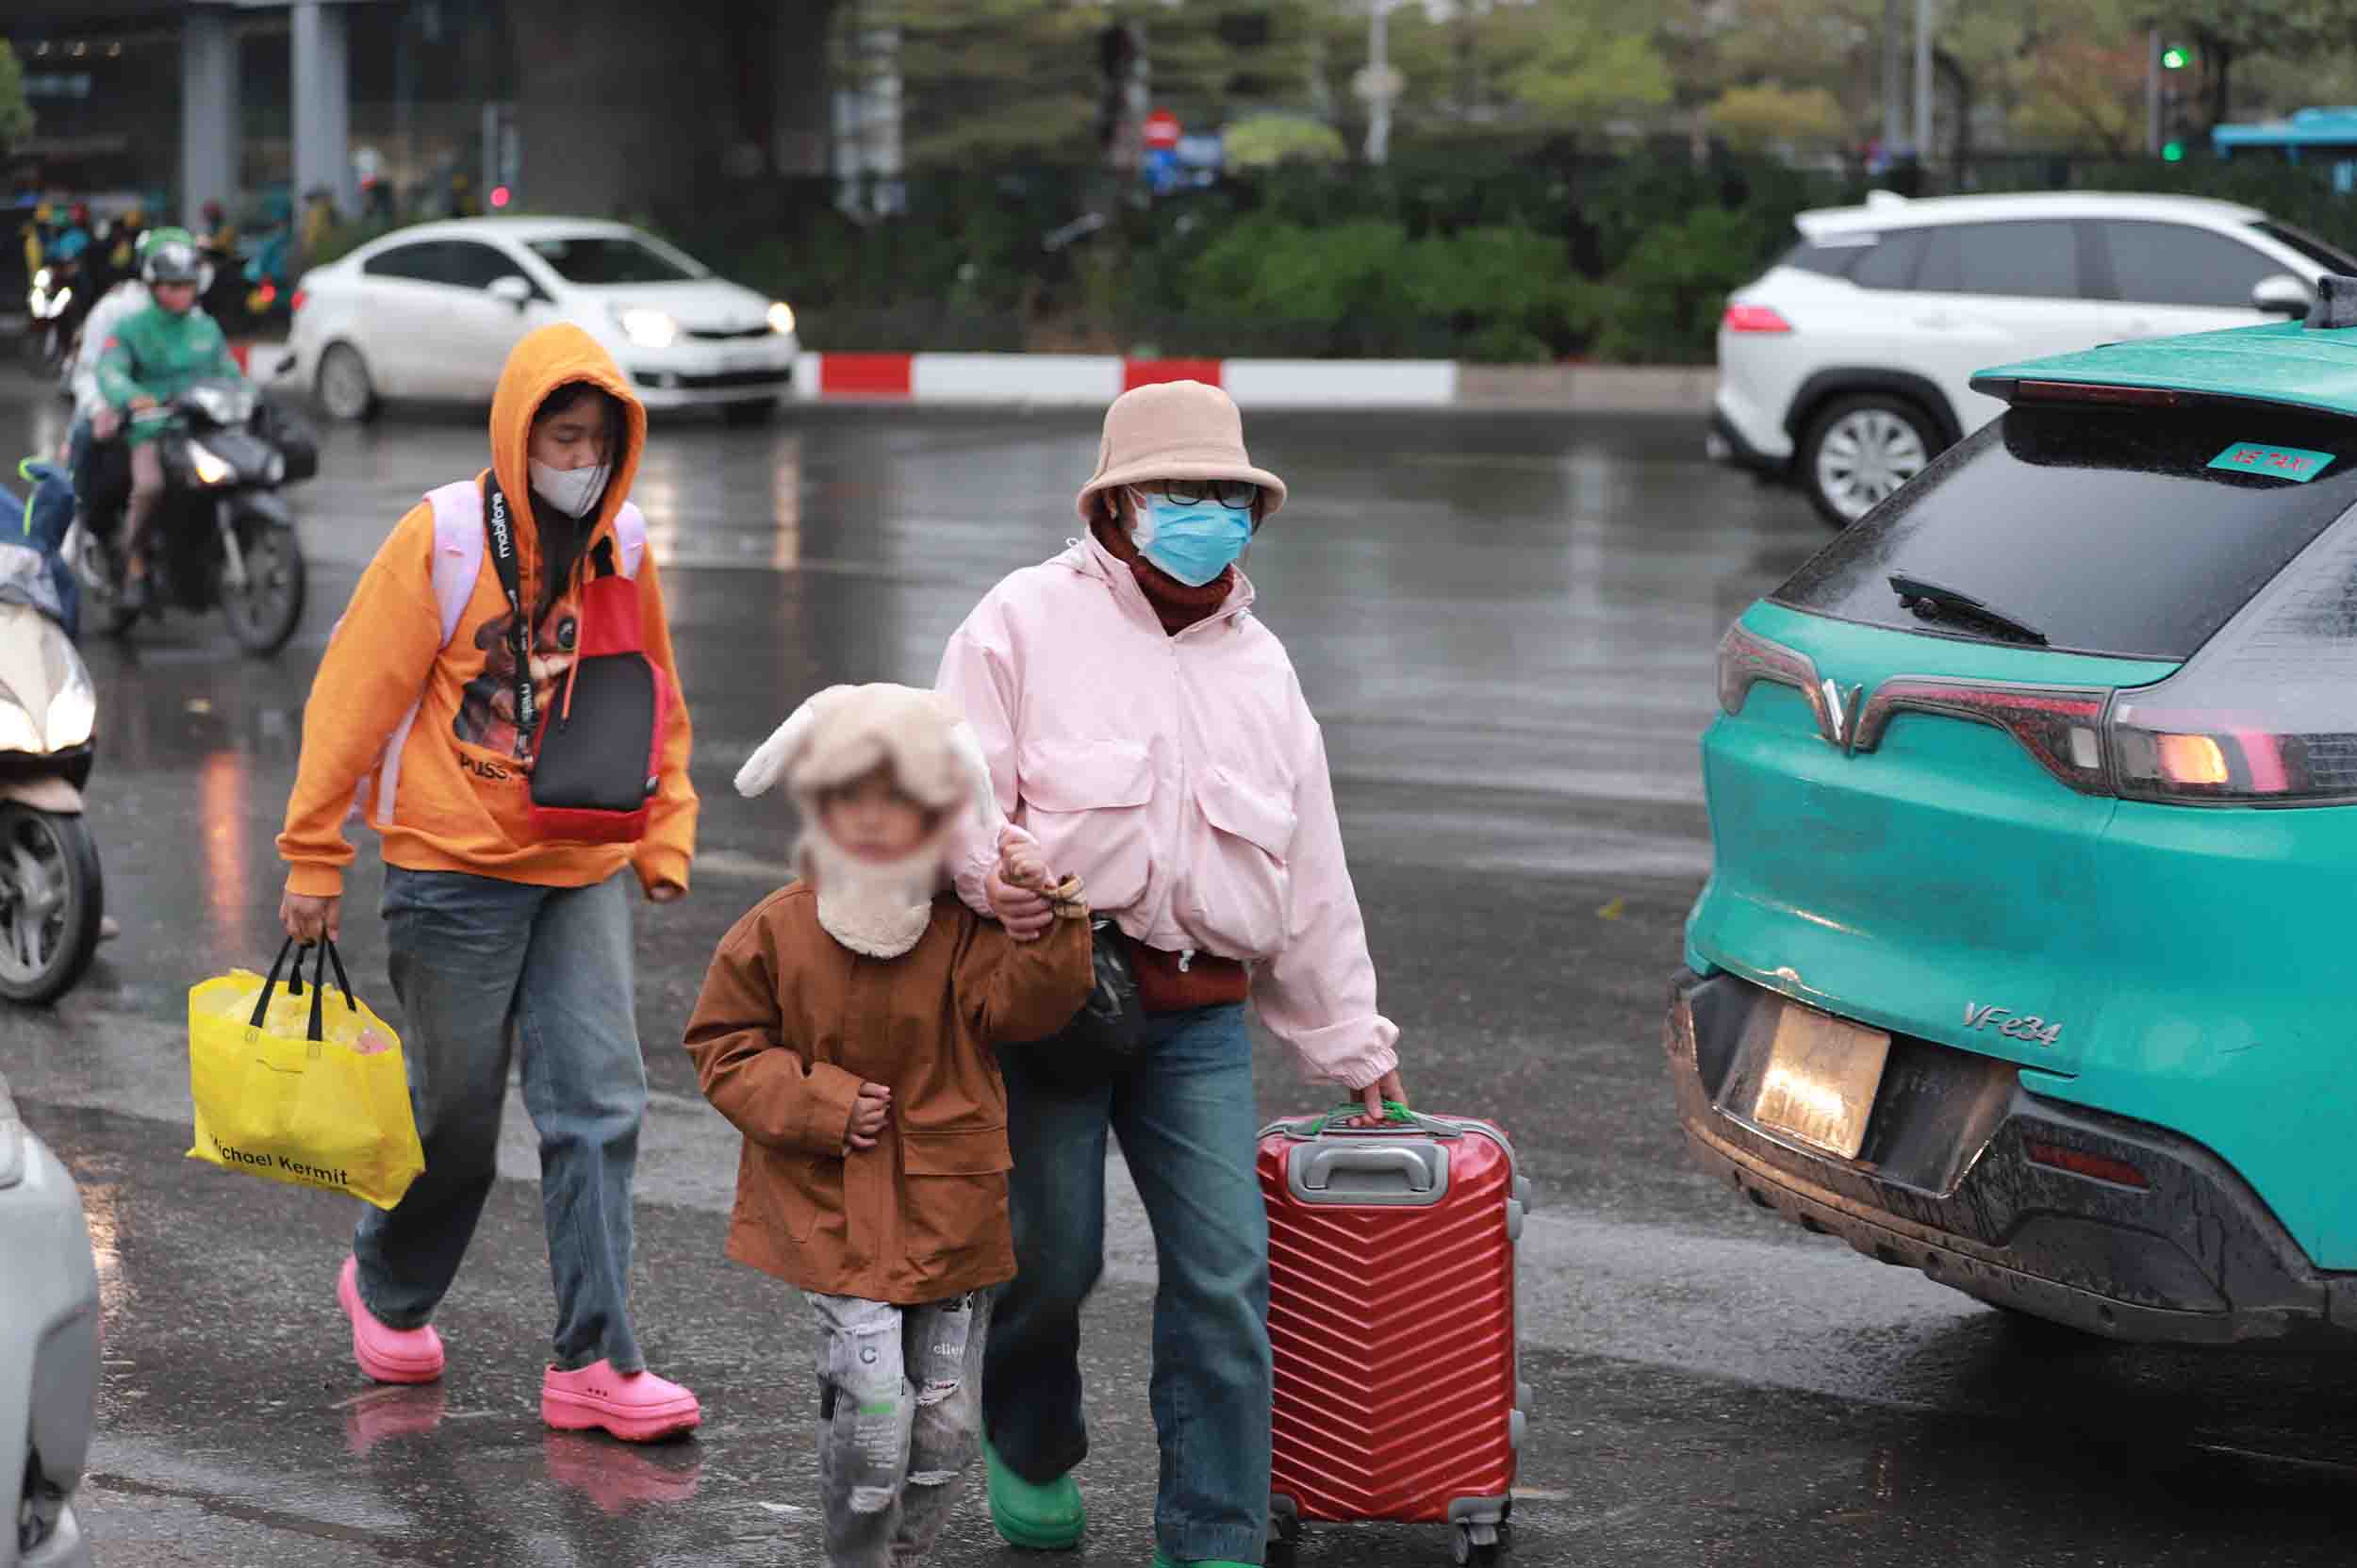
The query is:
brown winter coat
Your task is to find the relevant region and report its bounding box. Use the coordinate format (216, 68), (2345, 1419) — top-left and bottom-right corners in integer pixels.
(684, 883), (1092, 1304)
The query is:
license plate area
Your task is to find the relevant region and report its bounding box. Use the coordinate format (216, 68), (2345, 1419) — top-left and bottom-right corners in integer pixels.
(1733, 1001), (1890, 1161)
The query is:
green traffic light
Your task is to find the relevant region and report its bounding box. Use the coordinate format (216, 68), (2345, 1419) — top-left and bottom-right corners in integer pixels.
(2163, 140), (2186, 162)
(2162, 45), (2189, 69)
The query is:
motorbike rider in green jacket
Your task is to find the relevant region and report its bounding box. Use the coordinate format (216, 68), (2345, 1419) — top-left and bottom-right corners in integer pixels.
(93, 230), (242, 613)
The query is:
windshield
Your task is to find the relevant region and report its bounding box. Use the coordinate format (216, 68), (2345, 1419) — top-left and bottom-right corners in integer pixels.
(2250, 220), (2357, 276)
(1774, 404), (2357, 661)
(525, 235), (704, 285)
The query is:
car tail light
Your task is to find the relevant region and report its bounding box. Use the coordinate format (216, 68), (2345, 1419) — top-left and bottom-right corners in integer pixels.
(291, 288), (308, 313)
(1854, 679), (2112, 793)
(2110, 509), (2357, 805)
(1722, 304), (1793, 334)
(2010, 379), (2181, 408)
(2024, 1139), (2149, 1190)
(255, 282), (277, 306)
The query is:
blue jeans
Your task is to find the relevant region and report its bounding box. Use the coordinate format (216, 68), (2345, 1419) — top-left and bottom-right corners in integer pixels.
(354, 868), (649, 1372)
(984, 1002), (1272, 1565)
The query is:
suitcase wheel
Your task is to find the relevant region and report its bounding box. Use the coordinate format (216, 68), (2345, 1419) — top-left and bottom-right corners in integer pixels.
(1452, 1521), (1505, 1565)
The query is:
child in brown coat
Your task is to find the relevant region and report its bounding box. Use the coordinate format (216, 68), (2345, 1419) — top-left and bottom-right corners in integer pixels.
(685, 683), (1092, 1568)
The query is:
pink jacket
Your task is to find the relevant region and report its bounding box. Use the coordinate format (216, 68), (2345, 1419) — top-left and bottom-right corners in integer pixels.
(935, 536), (1400, 1090)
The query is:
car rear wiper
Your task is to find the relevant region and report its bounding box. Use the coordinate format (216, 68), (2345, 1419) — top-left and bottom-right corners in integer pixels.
(1888, 573), (2049, 646)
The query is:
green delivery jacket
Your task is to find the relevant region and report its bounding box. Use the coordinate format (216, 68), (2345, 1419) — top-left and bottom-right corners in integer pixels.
(95, 305), (242, 447)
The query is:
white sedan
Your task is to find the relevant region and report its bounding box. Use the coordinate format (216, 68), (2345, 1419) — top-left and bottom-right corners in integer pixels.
(286, 217), (800, 423)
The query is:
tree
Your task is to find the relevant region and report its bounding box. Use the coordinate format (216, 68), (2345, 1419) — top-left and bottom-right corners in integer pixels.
(1224, 112), (1350, 169)
(1353, 0), (1674, 136)
(850, 0), (1332, 168)
(1706, 82), (1846, 151)
(0, 41), (34, 157)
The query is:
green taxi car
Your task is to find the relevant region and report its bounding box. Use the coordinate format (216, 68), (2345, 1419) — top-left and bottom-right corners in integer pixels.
(1673, 296), (2357, 1341)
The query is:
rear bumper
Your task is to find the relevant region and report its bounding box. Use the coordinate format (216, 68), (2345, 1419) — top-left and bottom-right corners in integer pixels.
(1706, 408), (1787, 478)
(1665, 967), (2357, 1343)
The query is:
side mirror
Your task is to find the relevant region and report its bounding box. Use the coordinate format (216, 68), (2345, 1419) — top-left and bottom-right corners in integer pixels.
(2252, 272), (2314, 319)
(487, 274), (534, 310)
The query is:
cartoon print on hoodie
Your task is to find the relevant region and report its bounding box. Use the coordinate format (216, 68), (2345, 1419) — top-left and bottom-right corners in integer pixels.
(453, 605), (580, 762)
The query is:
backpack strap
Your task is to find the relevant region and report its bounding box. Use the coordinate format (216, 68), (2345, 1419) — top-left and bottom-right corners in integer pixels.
(613, 501), (647, 581)
(423, 479), (486, 644)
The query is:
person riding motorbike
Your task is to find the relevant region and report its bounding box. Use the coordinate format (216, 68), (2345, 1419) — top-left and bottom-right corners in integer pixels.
(20, 202), (53, 282)
(91, 233), (243, 615)
(198, 201), (238, 254)
(64, 228), (171, 506)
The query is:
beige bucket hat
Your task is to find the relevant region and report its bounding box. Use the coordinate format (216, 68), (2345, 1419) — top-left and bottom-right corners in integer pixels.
(1074, 380), (1288, 524)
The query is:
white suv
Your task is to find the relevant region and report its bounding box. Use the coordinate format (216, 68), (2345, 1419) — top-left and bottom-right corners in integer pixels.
(1711, 190), (2357, 524)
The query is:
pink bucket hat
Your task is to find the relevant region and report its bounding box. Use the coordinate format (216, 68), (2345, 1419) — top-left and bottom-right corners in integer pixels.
(1074, 380), (1288, 524)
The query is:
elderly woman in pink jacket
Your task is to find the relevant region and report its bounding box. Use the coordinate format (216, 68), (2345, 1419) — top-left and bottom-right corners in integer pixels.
(935, 379), (1406, 1568)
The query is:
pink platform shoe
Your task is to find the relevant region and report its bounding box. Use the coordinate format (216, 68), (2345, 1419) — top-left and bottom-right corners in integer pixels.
(338, 1256), (445, 1385)
(541, 1360), (702, 1444)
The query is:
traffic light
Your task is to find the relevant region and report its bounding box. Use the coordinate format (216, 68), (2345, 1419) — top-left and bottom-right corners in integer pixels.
(2163, 140), (2185, 162)
(2161, 44), (2191, 70)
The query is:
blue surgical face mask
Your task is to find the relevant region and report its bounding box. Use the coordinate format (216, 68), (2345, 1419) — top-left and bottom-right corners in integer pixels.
(1129, 487), (1253, 587)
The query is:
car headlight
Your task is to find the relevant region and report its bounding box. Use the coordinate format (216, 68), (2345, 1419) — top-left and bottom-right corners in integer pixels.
(615, 307), (679, 349)
(767, 300), (796, 337)
(45, 671), (94, 751)
(33, 267), (51, 289)
(0, 701), (40, 753)
(188, 441), (235, 487)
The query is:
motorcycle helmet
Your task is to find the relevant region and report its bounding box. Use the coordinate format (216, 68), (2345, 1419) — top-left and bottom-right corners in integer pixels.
(142, 229), (206, 288)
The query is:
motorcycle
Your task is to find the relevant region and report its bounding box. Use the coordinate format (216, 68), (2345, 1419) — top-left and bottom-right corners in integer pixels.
(0, 540), (102, 1005)
(71, 378), (318, 655)
(22, 261), (87, 385)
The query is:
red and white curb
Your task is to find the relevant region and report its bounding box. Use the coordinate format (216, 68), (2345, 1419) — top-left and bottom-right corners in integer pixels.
(231, 342), (1709, 414)
(793, 353), (1461, 408)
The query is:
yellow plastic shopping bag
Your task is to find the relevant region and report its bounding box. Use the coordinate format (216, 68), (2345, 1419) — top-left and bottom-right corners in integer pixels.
(187, 938), (424, 1210)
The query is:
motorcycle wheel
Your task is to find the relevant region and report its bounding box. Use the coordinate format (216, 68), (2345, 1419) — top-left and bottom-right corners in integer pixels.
(222, 512), (306, 655)
(0, 803), (104, 1007)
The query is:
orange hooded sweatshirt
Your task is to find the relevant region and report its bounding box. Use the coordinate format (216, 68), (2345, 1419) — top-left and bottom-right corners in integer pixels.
(278, 324), (696, 898)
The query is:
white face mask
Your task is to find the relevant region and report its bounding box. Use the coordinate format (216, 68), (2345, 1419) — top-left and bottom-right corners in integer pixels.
(529, 457), (606, 519)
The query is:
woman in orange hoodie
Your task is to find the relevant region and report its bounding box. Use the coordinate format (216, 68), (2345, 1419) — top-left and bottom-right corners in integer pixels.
(276, 324), (701, 1443)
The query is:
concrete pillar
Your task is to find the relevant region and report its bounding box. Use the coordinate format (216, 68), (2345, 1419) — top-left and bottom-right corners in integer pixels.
(181, 6), (239, 225)
(292, 1), (356, 219)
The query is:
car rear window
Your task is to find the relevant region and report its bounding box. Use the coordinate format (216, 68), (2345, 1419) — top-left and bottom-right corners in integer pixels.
(1780, 238), (1868, 277)
(1774, 404), (2357, 660)
(2250, 220), (2357, 276)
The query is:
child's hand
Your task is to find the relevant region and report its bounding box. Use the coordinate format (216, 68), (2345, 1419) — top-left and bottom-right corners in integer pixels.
(846, 1082), (892, 1152)
(997, 828), (1051, 894)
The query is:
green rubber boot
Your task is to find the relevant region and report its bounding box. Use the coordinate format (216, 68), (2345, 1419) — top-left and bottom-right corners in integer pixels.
(983, 1436), (1085, 1550)
(1150, 1552), (1255, 1567)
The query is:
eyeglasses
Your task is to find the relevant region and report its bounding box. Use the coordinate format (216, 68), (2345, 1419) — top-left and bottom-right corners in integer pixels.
(1139, 479), (1260, 510)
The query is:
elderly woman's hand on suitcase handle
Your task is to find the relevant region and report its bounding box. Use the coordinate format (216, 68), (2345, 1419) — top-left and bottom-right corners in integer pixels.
(1359, 1069), (1409, 1121)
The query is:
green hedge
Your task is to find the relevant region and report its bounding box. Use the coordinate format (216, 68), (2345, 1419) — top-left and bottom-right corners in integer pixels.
(643, 152), (2357, 363)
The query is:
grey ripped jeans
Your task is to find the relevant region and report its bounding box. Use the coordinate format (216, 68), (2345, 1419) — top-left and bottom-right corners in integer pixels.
(805, 1290), (993, 1568)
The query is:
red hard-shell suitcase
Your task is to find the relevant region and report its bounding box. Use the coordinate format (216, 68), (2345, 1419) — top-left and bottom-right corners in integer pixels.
(1259, 1103), (1531, 1565)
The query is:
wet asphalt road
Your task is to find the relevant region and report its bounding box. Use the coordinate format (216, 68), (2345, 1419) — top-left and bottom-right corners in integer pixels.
(6, 371), (2356, 1567)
